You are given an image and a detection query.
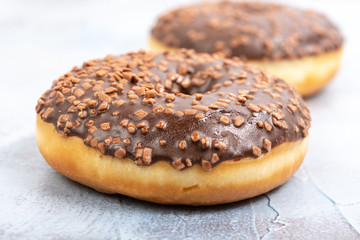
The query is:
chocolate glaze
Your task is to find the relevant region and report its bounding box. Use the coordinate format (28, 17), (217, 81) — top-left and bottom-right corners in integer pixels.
(151, 1), (343, 60)
(36, 50), (311, 171)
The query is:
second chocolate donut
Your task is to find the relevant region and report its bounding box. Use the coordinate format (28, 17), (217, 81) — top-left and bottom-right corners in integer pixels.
(150, 1), (343, 97)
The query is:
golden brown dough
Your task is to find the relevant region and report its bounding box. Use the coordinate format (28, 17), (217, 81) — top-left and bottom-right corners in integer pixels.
(36, 116), (309, 205)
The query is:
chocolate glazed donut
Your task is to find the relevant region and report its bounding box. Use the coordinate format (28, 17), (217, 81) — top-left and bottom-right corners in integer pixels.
(150, 1), (343, 97)
(35, 49), (311, 205)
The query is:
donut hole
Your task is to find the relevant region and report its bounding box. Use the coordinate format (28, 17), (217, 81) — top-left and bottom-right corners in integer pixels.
(175, 79), (215, 95)
(163, 67), (222, 95)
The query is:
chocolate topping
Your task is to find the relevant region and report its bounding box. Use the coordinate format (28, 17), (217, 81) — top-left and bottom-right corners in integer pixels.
(151, 1), (343, 60)
(36, 49), (311, 171)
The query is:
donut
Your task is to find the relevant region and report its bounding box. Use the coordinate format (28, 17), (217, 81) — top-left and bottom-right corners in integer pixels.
(35, 49), (311, 205)
(149, 1), (343, 97)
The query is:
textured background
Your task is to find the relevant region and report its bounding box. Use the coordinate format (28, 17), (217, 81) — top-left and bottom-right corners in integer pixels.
(0, 0), (360, 239)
